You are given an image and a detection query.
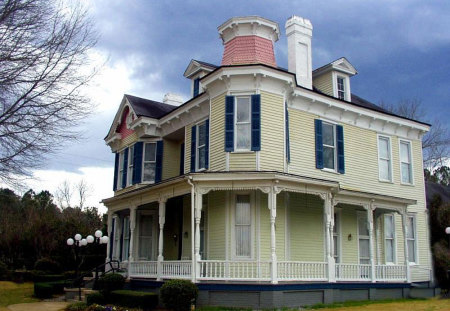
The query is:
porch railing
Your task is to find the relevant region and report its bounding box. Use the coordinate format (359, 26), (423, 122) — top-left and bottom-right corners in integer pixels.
(198, 260), (271, 280)
(335, 263), (372, 281)
(161, 260), (192, 279)
(129, 261), (157, 278)
(376, 264), (406, 281)
(278, 261), (327, 281)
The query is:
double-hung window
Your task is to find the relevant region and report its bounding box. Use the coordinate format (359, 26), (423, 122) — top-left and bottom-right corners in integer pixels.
(122, 216), (130, 261)
(384, 214), (395, 264)
(400, 140), (413, 184)
(127, 146), (134, 186)
(406, 215), (416, 263)
(337, 77), (345, 100)
(333, 212), (340, 263)
(358, 213), (370, 265)
(235, 194), (251, 258)
(197, 121), (207, 170)
(143, 143), (157, 182)
(378, 136), (392, 182)
(117, 151), (124, 189)
(323, 122), (336, 170)
(235, 97), (251, 151)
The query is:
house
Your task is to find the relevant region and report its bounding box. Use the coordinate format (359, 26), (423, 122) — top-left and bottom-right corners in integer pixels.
(102, 15), (435, 308)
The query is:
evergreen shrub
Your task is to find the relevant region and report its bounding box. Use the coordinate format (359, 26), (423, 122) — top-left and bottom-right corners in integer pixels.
(160, 279), (198, 311)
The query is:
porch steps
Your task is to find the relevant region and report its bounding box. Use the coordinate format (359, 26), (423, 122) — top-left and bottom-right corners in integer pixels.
(64, 287), (99, 302)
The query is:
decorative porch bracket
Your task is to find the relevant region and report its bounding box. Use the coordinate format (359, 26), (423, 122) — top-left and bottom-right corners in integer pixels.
(157, 198), (167, 281)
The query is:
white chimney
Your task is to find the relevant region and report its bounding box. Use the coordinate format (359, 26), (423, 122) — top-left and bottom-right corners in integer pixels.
(285, 16), (313, 89)
(163, 93), (184, 106)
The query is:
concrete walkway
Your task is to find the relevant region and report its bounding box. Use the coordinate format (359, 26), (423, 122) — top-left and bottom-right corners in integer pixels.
(7, 302), (69, 311)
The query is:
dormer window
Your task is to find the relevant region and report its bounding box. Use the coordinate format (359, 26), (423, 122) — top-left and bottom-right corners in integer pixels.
(337, 77), (345, 100)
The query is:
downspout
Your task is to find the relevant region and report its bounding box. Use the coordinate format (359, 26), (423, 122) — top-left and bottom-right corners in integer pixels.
(186, 176), (196, 282)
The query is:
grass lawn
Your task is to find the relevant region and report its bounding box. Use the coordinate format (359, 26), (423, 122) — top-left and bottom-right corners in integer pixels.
(198, 298), (450, 311)
(0, 281), (39, 311)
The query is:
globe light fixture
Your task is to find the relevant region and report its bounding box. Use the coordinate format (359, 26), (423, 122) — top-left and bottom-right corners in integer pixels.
(74, 233), (82, 241)
(445, 227), (450, 235)
(86, 235), (94, 244)
(95, 230), (103, 238)
(67, 238), (74, 246)
(101, 236), (109, 244)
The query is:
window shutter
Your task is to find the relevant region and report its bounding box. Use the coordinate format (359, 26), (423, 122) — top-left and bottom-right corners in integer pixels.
(113, 153), (119, 191)
(122, 148), (129, 188)
(180, 142), (185, 175)
(193, 78), (200, 97)
(337, 125), (345, 174)
(225, 96), (234, 152)
(190, 126), (196, 172)
(251, 94), (261, 151)
(315, 119), (324, 169)
(285, 102), (290, 163)
(109, 218), (115, 260)
(155, 140), (163, 183)
(205, 119), (210, 169)
(132, 142), (143, 184)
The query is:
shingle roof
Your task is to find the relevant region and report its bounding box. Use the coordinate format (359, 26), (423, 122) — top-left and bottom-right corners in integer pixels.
(195, 60), (218, 69)
(125, 94), (177, 119)
(350, 94), (391, 114)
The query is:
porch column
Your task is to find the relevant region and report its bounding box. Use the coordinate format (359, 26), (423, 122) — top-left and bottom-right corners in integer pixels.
(367, 201), (376, 282)
(128, 206), (137, 262)
(157, 198), (167, 281)
(401, 210), (411, 283)
(323, 193), (335, 282)
(269, 187), (278, 284)
(194, 190), (203, 279)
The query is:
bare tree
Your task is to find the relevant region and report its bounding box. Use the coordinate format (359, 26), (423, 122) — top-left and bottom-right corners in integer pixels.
(55, 179), (72, 208)
(0, 0), (98, 186)
(380, 99), (450, 169)
(76, 178), (91, 209)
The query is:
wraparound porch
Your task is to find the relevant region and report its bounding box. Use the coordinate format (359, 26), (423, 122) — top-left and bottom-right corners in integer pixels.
(104, 172), (422, 285)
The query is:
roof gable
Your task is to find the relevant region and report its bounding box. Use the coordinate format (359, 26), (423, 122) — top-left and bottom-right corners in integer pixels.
(313, 57), (357, 78)
(184, 59), (218, 78)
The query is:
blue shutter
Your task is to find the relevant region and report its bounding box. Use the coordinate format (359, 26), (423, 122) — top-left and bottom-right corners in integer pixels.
(205, 119), (210, 169)
(337, 125), (345, 174)
(315, 120), (324, 169)
(225, 96), (234, 152)
(121, 148), (128, 188)
(180, 143), (185, 175)
(193, 78), (200, 97)
(190, 126), (196, 172)
(285, 102), (290, 163)
(132, 142), (143, 184)
(251, 94), (261, 151)
(155, 140), (163, 183)
(109, 217), (115, 260)
(113, 153), (119, 191)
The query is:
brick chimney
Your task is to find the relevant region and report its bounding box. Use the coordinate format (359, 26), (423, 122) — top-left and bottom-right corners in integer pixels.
(218, 16), (280, 67)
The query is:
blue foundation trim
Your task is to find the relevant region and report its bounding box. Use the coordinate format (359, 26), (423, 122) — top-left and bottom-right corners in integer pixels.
(130, 279), (411, 291)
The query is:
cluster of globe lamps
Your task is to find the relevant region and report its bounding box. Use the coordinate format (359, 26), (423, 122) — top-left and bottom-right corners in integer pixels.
(67, 230), (109, 247)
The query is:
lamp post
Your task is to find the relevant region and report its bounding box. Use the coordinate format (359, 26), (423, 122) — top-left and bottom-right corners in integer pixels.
(66, 230), (109, 300)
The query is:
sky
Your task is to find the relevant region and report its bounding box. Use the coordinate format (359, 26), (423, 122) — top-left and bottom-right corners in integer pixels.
(21, 0), (450, 213)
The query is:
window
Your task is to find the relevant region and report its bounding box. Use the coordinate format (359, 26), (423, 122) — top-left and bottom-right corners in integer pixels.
(117, 151), (124, 189)
(235, 195), (251, 258)
(333, 212), (340, 263)
(193, 78), (200, 97)
(406, 215), (416, 263)
(122, 216), (130, 261)
(138, 214), (154, 260)
(400, 140), (413, 184)
(384, 214), (395, 263)
(143, 143), (157, 182)
(196, 121), (207, 170)
(322, 122), (336, 170)
(113, 216), (121, 259)
(358, 213), (370, 265)
(378, 136), (392, 182)
(127, 146), (134, 186)
(235, 97), (251, 151)
(337, 77), (345, 100)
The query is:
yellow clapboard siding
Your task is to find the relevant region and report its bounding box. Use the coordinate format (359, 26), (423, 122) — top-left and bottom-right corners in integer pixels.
(229, 152), (256, 170)
(207, 191), (226, 259)
(313, 72), (333, 96)
(162, 139), (181, 180)
(119, 132), (137, 150)
(184, 125), (192, 174)
(260, 91), (284, 171)
(210, 93), (227, 171)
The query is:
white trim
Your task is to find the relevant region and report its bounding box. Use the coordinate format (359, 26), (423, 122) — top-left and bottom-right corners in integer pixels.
(285, 192), (290, 260)
(377, 134), (394, 183)
(399, 139), (414, 185)
(406, 214), (418, 265)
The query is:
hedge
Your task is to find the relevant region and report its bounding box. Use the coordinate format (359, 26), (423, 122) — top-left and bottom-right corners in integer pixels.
(96, 273), (125, 295)
(110, 290), (158, 310)
(34, 282), (53, 298)
(32, 272), (65, 282)
(86, 292), (105, 306)
(160, 279), (198, 311)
